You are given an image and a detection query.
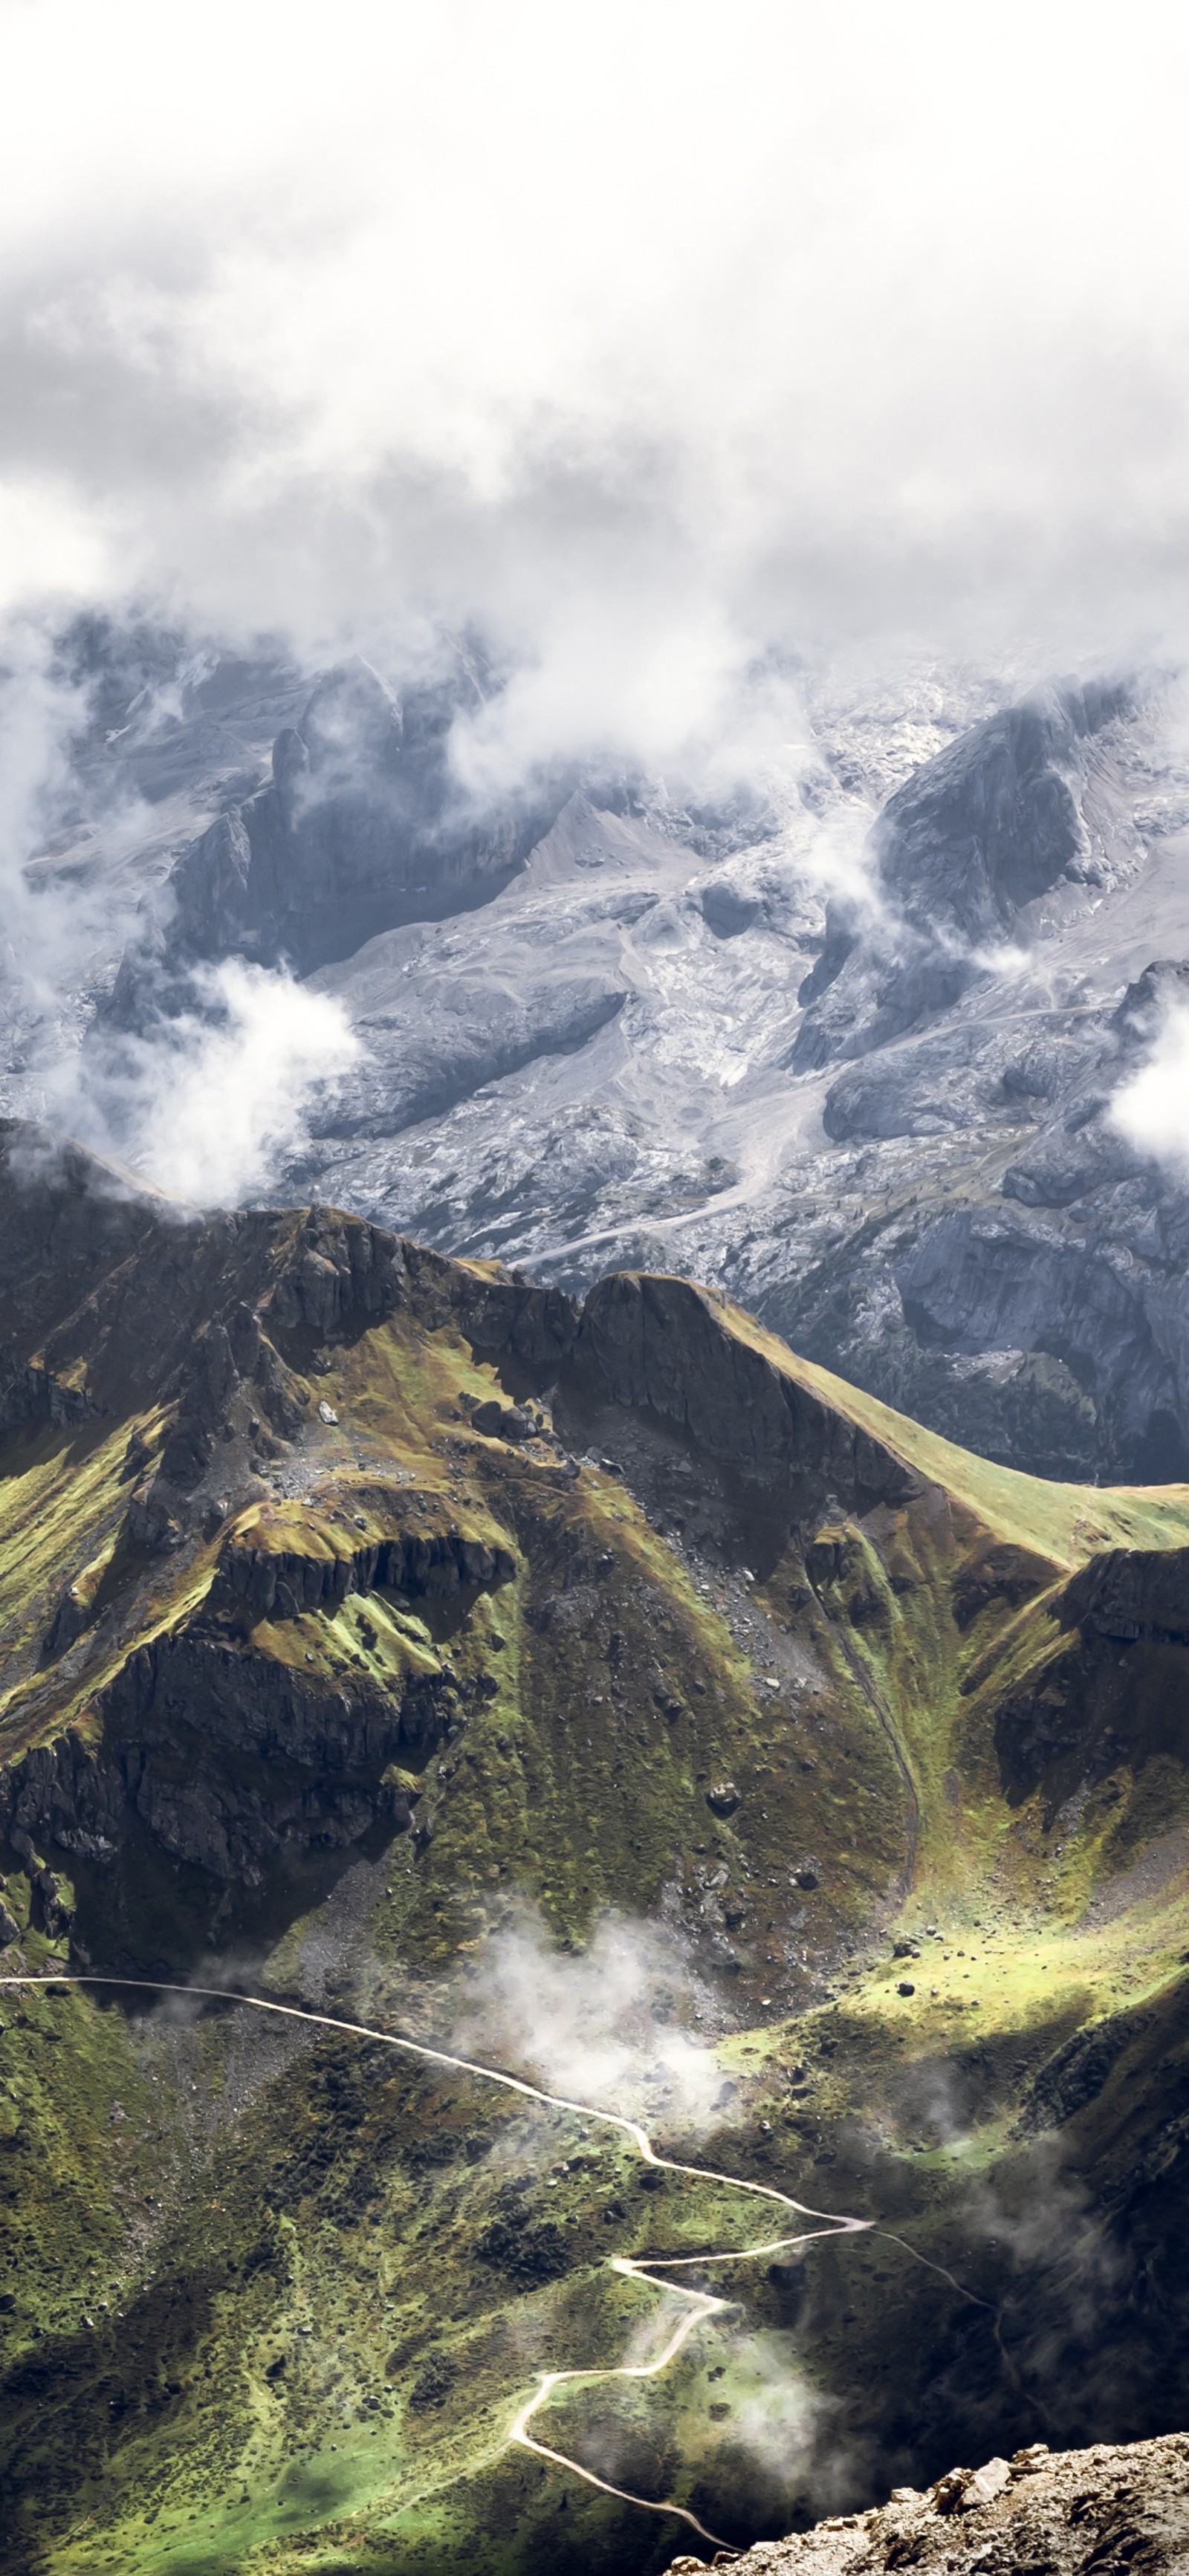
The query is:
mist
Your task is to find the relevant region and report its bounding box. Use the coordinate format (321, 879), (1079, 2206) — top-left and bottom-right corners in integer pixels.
(453, 1904), (733, 2137)
(64, 958), (360, 1208)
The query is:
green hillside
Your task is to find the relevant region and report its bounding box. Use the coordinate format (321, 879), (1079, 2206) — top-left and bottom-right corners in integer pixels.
(4, 1126), (1189, 2572)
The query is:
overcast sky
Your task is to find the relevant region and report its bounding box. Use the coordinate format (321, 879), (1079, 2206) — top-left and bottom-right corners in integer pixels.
(2, 0), (1189, 767)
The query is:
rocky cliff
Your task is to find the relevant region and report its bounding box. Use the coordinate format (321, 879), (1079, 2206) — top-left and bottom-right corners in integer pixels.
(109, 653), (565, 1005)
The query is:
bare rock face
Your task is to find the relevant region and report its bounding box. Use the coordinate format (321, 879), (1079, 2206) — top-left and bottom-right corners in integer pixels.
(566, 1273), (922, 1514)
(668, 2435), (1189, 2576)
(127, 656), (566, 985)
(794, 679), (1133, 1071)
(1061, 1544), (1189, 1645)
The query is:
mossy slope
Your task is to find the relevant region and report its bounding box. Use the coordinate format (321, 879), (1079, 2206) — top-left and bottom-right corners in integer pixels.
(1, 1128), (1189, 2567)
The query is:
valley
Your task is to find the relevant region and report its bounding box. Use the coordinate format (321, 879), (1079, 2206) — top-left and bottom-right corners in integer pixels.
(4, 1129), (1189, 2567)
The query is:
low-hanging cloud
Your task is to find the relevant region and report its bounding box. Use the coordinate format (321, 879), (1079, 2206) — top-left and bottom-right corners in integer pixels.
(1109, 999), (1189, 1180)
(453, 1904), (731, 2136)
(65, 957), (360, 1210)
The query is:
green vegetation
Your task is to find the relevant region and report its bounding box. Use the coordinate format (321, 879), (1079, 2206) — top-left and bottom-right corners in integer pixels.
(4, 1227), (1189, 2570)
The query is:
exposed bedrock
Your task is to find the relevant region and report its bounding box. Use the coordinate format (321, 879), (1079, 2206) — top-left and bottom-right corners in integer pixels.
(463, 1263), (924, 1516)
(302, 969), (627, 1140)
(1061, 1545), (1189, 1644)
(214, 1522), (515, 1622)
(676, 2433), (1189, 2576)
(793, 678), (1134, 1070)
(0, 1631), (444, 1885)
(1000, 961), (1189, 1210)
(990, 1558), (1189, 1813)
(820, 1013), (1105, 1146)
(0, 1122), (435, 1441)
(892, 1209), (1189, 1479)
(568, 1273), (921, 1509)
(875, 677), (1130, 942)
(111, 655), (568, 992)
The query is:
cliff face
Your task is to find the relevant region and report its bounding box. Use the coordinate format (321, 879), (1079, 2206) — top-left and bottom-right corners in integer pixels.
(8, 1127), (1189, 2571)
(112, 655), (565, 995)
(794, 681), (1131, 1072)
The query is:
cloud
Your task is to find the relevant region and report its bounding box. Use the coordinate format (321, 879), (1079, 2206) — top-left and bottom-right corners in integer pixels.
(62, 956), (360, 1209)
(0, 623), (91, 987)
(453, 1903), (730, 2135)
(1, 1), (1188, 780)
(726, 2335), (841, 2503)
(1109, 998), (1189, 1178)
(0, 634), (360, 1208)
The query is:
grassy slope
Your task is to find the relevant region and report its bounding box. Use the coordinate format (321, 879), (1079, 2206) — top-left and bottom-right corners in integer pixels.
(4, 1276), (1189, 2569)
(719, 1289), (1189, 1562)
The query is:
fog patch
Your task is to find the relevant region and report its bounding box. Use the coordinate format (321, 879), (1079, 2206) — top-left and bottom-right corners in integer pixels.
(1109, 995), (1189, 1179)
(453, 1903), (730, 2135)
(66, 955), (360, 1208)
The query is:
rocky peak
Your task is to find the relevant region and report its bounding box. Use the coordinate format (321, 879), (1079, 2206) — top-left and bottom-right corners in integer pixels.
(121, 652), (566, 986)
(793, 675), (1135, 1071)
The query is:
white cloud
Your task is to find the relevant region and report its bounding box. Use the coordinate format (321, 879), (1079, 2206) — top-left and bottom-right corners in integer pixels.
(1109, 999), (1189, 1177)
(0, 1), (1187, 771)
(67, 958), (360, 1210)
(453, 1903), (730, 2134)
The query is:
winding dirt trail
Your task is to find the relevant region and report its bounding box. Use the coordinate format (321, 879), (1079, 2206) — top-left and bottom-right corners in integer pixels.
(0, 1971), (967, 2557)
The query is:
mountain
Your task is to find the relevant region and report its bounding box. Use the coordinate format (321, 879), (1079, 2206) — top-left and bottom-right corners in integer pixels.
(13, 631), (1189, 1489)
(6, 1128), (1189, 2569)
(108, 654), (567, 1012)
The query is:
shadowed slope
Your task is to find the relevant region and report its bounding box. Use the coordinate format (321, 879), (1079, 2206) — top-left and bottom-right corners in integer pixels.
(3, 1125), (1189, 2569)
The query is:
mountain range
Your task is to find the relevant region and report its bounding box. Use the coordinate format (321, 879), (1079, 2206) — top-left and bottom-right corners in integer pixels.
(12, 632), (1189, 1490)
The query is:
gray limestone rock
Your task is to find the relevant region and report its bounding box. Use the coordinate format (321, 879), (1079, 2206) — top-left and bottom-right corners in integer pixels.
(143, 655), (568, 982)
(793, 678), (1137, 1071)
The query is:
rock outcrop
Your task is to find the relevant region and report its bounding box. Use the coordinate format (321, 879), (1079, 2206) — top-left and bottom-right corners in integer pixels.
(667, 2435), (1189, 2576)
(793, 679), (1133, 1071)
(112, 655), (566, 992)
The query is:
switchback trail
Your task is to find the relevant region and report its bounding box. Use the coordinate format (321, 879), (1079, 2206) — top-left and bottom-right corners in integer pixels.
(0, 1972), (971, 2556)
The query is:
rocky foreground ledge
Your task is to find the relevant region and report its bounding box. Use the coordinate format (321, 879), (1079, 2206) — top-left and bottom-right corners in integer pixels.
(670, 2436), (1189, 2574)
